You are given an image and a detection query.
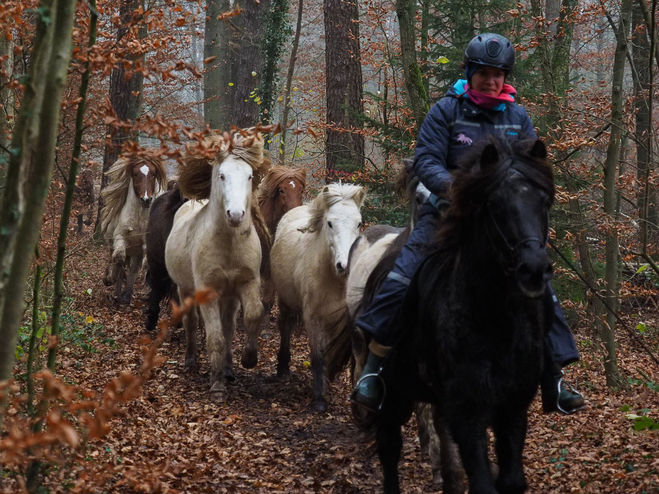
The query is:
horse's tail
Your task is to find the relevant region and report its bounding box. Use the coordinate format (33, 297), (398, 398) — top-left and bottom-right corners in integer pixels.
(325, 306), (355, 382)
(252, 203), (272, 277)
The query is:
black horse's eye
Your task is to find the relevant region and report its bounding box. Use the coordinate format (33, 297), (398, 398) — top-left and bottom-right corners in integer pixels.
(328, 221), (333, 229)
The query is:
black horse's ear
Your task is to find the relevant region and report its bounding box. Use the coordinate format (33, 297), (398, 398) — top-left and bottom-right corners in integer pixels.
(480, 143), (499, 169)
(530, 139), (547, 160)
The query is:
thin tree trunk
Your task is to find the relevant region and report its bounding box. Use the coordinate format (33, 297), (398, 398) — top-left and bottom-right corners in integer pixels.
(602, 0), (632, 388)
(324, 0), (364, 173)
(0, 35), (14, 175)
(396, 0), (428, 130)
(279, 0), (304, 164)
(204, 0), (235, 130)
(0, 0), (78, 382)
(258, 0), (288, 128)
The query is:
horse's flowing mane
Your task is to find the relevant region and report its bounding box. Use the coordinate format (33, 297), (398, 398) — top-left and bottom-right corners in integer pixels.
(305, 183), (365, 233)
(437, 138), (555, 248)
(257, 166), (307, 207)
(99, 155), (167, 236)
(178, 130), (271, 200)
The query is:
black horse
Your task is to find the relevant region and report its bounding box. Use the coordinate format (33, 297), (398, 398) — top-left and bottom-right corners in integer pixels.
(144, 187), (187, 332)
(368, 139), (554, 494)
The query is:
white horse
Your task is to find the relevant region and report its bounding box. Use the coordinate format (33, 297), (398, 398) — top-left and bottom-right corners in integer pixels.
(271, 183), (366, 412)
(100, 155), (167, 304)
(165, 130), (271, 402)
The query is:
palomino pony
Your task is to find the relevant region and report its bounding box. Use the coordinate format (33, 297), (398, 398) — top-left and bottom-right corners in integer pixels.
(165, 130), (271, 401)
(100, 155), (167, 304)
(144, 166), (305, 333)
(270, 183), (366, 412)
(328, 139), (555, 494)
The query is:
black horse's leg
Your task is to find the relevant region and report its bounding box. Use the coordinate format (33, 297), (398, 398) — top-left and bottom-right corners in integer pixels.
(145, 280), (165, 332)
(446, 413), (497, 494)
(276, 302), (295, 378)
(492, 408), (528, 494)
(377, 406), (407, 494)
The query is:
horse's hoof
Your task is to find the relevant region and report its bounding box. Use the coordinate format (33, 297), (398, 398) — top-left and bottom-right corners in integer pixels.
(276, 365), (291, 379)
(224, 367), (236, 382)
(103, 277), (113, 286)
(184, 358), (198, 373)
(210, 382), (226, 402)
(241, 348), (258, 369)
(118, 294), (131, 305)
(310, 398), (328, 413)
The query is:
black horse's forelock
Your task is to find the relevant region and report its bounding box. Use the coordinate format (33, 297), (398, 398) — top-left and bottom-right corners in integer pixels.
(436, 138), (554, 249)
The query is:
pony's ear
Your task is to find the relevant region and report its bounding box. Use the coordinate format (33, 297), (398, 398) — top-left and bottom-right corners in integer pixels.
(480, 143), (499, 170)
(529, 139), (547, 160)
(353, 187), (366, 209)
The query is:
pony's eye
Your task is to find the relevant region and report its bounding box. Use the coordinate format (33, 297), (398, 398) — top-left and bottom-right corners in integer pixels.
(248, 175), (253, 181)
(220, 174), (225, 181)
(358, 222), (363, 229)
(328, 221), (333, 229)
(279, 188), (285, 194)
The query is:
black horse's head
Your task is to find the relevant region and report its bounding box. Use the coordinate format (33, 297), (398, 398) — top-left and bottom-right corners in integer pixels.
(443, 138), (555, 298)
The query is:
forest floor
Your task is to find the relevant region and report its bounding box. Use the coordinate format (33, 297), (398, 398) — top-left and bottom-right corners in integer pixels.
(4, 230), (659, 493)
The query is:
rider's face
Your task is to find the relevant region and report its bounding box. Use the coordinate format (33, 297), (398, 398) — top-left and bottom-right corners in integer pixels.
(470, 66), (506, 96)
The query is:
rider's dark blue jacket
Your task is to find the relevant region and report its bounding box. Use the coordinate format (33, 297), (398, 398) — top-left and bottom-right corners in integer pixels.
(414, 80), (538, 197)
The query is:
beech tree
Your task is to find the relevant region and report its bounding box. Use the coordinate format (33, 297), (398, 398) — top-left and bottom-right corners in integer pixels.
(324, 0), (364, 173)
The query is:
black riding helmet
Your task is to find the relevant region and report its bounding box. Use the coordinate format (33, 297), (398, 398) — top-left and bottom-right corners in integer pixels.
(463, 33), (515, 72)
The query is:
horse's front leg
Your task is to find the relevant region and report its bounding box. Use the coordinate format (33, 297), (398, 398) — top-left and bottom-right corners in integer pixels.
(239, 278), (264, 369)
(182, 291), (199, 372)
(493, 408), (529, 494)
(276, 301), (296, 378)
(199, 299), (227, 401)
(432, 409), (466, 494)
(305, 317), (327, 413)
(111, 237), (128, 299)
(120, 254), (142, 304)
(446, 412), (497, 494)
(377, 401), (410, 494)
(220, 297), (240, 381)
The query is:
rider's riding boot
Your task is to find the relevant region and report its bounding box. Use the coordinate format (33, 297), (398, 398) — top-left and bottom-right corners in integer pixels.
(541, 362), (585, 415)
(351, 340), (391, 414)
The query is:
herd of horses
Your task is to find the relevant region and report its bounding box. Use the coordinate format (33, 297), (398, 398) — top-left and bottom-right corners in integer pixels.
(96, 126), (556, 494)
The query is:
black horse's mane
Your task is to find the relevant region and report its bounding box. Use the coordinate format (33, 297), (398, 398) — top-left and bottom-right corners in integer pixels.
(436, 138), (554, 252)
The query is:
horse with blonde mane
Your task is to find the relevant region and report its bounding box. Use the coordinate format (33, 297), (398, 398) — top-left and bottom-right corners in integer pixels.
(165, 129), (272, 401)
(100, 154), (167, 304)
(270, 183), (366, 412)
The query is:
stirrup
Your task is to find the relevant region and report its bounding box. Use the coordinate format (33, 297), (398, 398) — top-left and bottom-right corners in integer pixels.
(555, 378), (585, 415)
(350, 373), (387, 413)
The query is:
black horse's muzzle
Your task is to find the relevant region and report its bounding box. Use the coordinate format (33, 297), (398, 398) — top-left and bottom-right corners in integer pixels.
(514, 238), (552, 298)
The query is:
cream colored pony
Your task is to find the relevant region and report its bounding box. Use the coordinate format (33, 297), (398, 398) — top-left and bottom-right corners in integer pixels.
(270, 183), (366, 412)
(100, 155), (167, 304)
(165, 130), (271, 402)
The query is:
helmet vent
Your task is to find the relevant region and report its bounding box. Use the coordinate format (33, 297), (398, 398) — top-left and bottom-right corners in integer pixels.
(486, 39), (502, 58)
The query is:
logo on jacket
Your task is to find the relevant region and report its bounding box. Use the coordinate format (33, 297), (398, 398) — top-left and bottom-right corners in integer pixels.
(455, 133), (473, 145)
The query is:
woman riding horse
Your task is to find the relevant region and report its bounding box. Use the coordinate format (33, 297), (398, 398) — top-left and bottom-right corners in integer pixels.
(352, 33), (585, 421)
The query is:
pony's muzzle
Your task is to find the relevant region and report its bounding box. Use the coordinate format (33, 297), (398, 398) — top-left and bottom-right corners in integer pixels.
(140, 196), (153, 207)
(226, 209), (246, 227)
(515, 248), (553, 298)
(336, 260), (347, 276)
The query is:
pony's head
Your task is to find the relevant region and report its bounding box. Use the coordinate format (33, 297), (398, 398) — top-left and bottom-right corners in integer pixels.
(445, 138), (555, 297)
(258, 166), (307, 225)
(178, 129), (272, 227)
(99, 154), (167, 235)
(307, 183), (366, 276)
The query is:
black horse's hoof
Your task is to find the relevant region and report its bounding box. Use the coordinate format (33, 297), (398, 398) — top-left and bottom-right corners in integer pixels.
(241, 348), (258, 369)
(276, 365), (291, 379)
(351, 401), (377, 431)
(310, 398), (328, 413)
(224, 366), (236, 382)
(184, 358), (198, 374)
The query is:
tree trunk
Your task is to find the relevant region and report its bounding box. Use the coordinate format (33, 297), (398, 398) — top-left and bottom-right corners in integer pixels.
(396, 0), (428, 130)
(204, 0), (235, 130)
(0, 0), (78, 382)
(601, 0), (632, 388)
(324, 0), (364, 174)
(233, 0), (270, 128)
(279, 0), (304, 164)
(259, 0), (289, 128)
(0, 35), (14, 172)
(96, 0), (145, 232)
